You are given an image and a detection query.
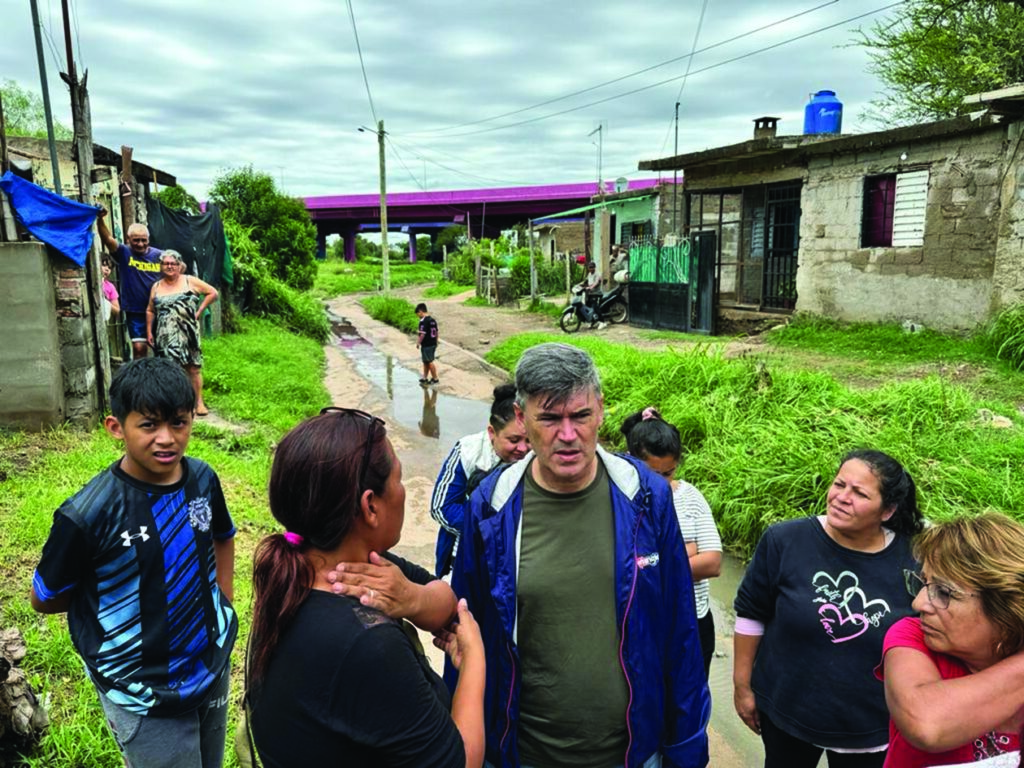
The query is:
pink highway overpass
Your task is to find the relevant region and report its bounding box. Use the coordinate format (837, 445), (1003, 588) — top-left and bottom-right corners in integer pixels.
(303, 178), (664, 261)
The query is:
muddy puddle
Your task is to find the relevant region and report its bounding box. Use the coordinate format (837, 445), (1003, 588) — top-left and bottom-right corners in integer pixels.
(331, 318), (490, 440)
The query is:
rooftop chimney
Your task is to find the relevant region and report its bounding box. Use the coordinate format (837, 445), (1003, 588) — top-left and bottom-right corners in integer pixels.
(753, 116), (780, 140)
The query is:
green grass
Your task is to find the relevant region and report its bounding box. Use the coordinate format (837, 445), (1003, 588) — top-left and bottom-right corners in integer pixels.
(312, 259), (441, 298)
(463, 296), (489, 308)
(767, 313), (988, 364)
(1, 318), (328, 766)
(525, 298), (566, 319)
(423, 280), (474, 299)
(360, 295), (419, 334)
(486, 333), (1024, 560)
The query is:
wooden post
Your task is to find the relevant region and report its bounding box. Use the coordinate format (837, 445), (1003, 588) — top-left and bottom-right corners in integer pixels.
(0, 88), (8, 174)
(528, 219), (537, 302)
(442, 244), (448, 280)
(474, 243), (482, 296)
(120, 146), (135, 232)
(61, 0), (110, 412)
(0, 90), (16, 242)
(565, 253), (571, 301)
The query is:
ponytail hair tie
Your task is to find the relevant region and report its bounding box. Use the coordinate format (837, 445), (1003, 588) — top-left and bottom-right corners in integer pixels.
(642, 406), (659, 421)
(283, 531), (304, 548)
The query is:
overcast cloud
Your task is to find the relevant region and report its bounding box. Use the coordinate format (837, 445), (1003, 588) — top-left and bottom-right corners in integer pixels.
(2, 0), (900, 198)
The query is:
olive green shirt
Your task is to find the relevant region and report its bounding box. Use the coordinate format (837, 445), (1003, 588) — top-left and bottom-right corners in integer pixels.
(517, 460), (629, 767)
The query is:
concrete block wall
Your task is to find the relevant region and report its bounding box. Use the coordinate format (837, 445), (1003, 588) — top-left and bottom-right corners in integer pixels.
(52, 259), (103, 425)
(0, 243), (66, 429)
(991, 123), (1024, 311)
(796, 126), (1008, 331)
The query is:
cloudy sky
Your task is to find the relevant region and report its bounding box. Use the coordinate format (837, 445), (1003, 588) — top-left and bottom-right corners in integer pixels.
(2, 0), (902, 199)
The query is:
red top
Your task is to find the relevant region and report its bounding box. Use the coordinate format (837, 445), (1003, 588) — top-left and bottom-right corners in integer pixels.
(877, 617), (1020, 767)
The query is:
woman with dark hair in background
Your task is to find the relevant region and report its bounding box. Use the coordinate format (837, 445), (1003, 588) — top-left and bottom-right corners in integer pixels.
(879, 512), (1024, 767)
(734, 449), (924, 768)
(621, 405), (722, 679)
(430, 383), (529, 577)
(248, 408), (485, 768)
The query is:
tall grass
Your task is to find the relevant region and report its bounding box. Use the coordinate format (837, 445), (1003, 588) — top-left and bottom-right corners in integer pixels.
(423, 280), (474, 299)
(360, 295), (419, 334)
(983, 304), (1024, 371)
(486, 333), (1024, 558)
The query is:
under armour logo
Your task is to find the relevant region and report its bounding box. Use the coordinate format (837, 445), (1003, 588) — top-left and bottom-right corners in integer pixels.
(120, 527), (150, 547)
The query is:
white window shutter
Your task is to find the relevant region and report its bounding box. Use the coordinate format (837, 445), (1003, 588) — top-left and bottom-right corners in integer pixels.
(892, 170), (928, 247)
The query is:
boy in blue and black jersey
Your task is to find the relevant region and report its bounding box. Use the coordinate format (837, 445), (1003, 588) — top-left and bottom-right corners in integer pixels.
(31, 357), (237, 767)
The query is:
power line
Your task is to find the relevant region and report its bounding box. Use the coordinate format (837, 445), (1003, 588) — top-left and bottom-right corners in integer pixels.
(406, 0), (840, 136)
(425, 2), (904, 140)
(345, 0), (378, 125)
(387, 134), (531, 187)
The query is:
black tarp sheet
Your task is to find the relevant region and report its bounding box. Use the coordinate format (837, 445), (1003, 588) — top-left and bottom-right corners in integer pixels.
(145, 198), (228, 286)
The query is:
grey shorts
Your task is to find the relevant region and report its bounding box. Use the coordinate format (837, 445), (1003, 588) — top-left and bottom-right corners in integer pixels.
(421, 345), (437, 363)
(97, 665), (230, 768)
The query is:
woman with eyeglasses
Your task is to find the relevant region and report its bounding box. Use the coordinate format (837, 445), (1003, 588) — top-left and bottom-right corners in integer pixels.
(734, 449), (923, 768)
(146, 249), (218, 416)
(247, 408), (486, 767)
(878, 513), (1024, 767)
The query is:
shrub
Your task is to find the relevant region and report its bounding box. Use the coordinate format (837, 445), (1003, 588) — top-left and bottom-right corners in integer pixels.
(225, 219), (329, 342)
(209, 166), (318, 291)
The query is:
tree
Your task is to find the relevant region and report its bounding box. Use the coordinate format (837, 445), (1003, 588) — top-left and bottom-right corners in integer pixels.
(0, 79), (72, 139)
(153, 185), (201, 215)
(209, 166), (317, 291)
(857, 0), (1024, 125)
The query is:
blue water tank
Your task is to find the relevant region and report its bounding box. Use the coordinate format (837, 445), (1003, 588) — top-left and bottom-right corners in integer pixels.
(803, 90), (843, 135)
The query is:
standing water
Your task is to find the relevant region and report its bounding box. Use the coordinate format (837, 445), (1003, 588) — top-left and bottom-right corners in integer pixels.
(331, 318), (490, 440)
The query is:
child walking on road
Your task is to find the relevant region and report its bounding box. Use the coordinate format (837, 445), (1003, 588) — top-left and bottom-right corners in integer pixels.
(31, 357), (237, 768)
(416, 302), (439, 385)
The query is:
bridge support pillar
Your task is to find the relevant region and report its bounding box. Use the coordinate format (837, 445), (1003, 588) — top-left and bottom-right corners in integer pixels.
(342, 225), (357, 263)
(408, 229), (418, 263)
(316, 229), (327, 261)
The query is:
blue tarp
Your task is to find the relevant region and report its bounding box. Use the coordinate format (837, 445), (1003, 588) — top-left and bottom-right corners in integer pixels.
(0, 171), (100, 266)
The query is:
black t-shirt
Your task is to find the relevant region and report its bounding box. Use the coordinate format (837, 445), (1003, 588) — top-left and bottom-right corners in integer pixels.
(250, 555), (463, 768)
(419, 316), (438, 347)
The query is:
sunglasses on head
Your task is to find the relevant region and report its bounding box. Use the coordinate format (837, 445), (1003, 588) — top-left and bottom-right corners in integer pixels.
(319, 407), (386, 489)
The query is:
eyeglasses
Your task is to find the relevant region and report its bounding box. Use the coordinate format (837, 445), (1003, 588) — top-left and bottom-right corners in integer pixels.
(319, 407), (385, 489)
(904, 569), (976, 610)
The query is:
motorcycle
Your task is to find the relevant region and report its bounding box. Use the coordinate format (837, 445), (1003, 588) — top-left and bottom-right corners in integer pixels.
(560, 280), (629, 333)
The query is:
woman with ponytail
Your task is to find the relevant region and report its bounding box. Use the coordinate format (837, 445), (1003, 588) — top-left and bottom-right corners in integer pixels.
(248, 407), (485, 768)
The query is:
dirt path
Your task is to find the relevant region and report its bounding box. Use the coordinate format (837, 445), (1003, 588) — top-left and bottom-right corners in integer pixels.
(322, 290), (752, 768)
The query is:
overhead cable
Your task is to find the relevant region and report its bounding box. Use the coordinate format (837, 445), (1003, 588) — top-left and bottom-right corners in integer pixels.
(406, 0), (840, 136)
(423, 2), (905, 139)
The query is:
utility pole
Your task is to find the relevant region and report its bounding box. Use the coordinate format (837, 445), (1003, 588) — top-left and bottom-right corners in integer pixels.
(60, 0), (109, 410)
(588, 124), (604, 197)
(375, 120), (390, 291)
(29, 0), (63, 194)
(673, 101), (680, 233)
